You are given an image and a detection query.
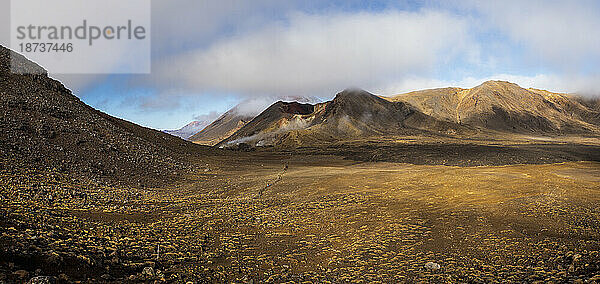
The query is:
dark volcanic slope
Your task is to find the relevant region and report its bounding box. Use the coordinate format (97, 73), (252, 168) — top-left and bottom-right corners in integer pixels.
(0, 46), (211, 186)
(219, 89), (465, 147)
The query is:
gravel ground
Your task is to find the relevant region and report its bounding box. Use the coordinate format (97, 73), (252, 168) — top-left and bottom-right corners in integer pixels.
(1, 154), (599, 283)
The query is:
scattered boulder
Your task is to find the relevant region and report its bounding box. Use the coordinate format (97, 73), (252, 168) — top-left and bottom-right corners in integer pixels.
(57, 274), (69, 282)
(425, 262), (441, 270)
(142, 266), (155, 277)
(13, 270), (29, 279)
(28, 276), (56, 284)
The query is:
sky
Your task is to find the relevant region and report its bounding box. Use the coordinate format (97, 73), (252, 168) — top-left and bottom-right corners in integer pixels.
(1, 0), (599, 130)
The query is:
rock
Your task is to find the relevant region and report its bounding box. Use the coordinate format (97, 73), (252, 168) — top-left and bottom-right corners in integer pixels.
(143, 261), (156, 268)
(28, 276), (56, 284)
(13, 270), (29, 279)
(58, 274), (69, 282)
(45, 252), (60, 264)
(142, 266), (155, 277)
(425, 262), (441, 270)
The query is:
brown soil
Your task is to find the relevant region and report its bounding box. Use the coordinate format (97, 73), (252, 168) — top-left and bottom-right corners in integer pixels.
(1, 146), (599, 283)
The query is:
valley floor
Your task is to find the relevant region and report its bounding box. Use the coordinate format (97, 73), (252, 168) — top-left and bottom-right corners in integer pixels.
(1, 145), (600, 283)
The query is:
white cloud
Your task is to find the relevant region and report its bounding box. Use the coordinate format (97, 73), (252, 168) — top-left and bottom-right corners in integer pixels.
(231, 95), (323, 117)
(470, 0), (600, 70)
(153, 9), (476, 97)
(193, 110), (221, 123)
(150, 0), (289, 55)
(233, 97), (280, 117)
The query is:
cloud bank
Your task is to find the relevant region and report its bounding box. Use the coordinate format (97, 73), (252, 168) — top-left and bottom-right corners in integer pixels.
(153, 9), (476, 97)
(470, 0), (600, 71)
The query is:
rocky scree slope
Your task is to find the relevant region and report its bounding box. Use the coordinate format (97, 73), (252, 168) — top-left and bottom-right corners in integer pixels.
(0, 45), (212, 187)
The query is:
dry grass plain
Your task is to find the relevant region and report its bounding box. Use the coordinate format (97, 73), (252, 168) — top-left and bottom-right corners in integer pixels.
(1, 149), (600, 283)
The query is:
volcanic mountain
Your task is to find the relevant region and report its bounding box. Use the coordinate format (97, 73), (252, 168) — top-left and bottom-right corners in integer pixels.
(390, 81), (600, 133)
(218, 89), (464, 147)
(190, 96), (322, 146)
(164, 120), (210, 140)
(0, 45), (210, 186)
(189, 106), (255, 146)
(217, 83), (600, 148)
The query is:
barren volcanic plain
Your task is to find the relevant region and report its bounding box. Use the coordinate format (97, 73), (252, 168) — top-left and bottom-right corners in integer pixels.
(1, 45), (600, 283)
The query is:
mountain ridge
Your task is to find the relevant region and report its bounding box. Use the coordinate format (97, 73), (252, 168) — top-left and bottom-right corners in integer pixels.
(216, 82), (600, 148)
(391, 80), (600, 133)
(219, 89), (466, 148)
(190, 96), (322, 146)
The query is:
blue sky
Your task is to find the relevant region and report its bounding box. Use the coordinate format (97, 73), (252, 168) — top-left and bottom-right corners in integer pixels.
(2, 0), (599, 130)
